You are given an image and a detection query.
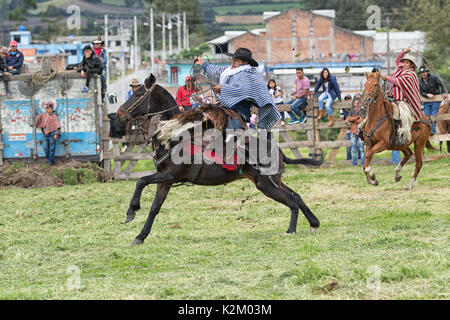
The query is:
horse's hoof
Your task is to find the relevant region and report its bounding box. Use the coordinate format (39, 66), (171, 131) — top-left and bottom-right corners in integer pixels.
(310, 227), (319, 234)
(124, 214), (136, 224)
(131, 239), (144, 246)
(373, 180), (379, 186)
(395, 176), (402, 182)
(284, 230), (296, 235)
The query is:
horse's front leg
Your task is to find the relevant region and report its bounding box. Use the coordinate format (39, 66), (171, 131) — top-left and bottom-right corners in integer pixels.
(363, 141), (387, 186)
(132, 183), (171, 245)
(125, 172), (173, 223)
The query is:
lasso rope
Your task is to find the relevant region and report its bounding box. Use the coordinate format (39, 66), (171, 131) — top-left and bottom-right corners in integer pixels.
(32, 69), (57, 86)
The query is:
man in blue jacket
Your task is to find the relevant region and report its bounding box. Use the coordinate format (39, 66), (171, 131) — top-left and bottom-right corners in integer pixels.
(5, 41), (24, 75)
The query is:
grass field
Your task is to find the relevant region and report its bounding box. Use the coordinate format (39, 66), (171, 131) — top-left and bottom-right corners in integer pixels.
(0, 157), (448, 299)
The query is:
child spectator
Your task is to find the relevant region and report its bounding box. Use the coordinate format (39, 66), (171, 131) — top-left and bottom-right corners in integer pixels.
(346, 94), (365, 166)
(267, 79), (285, 125)
(35, 102), (61, 165)
(341, 94), (352, 161)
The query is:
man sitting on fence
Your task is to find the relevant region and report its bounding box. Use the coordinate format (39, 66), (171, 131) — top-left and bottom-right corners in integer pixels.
(5, 41), (24, 75)
(78, 45), (103, 93)
(0, 46), (11, 96)
(286, 67), (310, 125)
(92, 37), (108, 102)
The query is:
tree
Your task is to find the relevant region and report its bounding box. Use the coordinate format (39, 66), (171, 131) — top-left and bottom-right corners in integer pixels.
(402, 0), (450, 82)
(7, 0), (37, 21)
(300, 0), (410, 30)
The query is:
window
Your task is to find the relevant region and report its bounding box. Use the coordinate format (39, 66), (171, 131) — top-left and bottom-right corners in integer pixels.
(170, 66), (178, 84)
(215, 43), (228, 55)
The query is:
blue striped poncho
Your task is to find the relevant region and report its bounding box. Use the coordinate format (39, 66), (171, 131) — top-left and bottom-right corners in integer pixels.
(201, 62), (281, 129)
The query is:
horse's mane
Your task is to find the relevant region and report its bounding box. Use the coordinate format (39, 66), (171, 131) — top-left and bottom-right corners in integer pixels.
(154, 104), (245, 149)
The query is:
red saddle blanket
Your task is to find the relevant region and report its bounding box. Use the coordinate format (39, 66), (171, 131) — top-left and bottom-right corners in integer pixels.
(183, 142), (239, 171)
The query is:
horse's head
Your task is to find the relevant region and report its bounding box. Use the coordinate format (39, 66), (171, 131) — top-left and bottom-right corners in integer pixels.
(117, 73), (157, 120)
(362, 72), (383, 109)
(110, 74), (157, 138)
(110, 73), (179, 139)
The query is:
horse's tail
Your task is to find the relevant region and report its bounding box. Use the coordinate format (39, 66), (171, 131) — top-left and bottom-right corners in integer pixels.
(426, 140), (436, 151)
(281, 149), (324, 167)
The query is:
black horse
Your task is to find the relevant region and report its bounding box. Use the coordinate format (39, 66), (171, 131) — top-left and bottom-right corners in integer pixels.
(111, 73), (323, 246)
(108, 73), (181, 139)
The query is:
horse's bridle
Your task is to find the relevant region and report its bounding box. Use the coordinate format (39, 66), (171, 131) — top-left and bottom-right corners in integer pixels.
(361, 78), (392, 148)
(118, 82), (156, 121)
(362, 79), (383, 111)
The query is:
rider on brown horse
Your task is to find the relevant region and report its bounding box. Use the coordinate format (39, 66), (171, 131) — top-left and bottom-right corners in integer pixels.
(379, 48), (425, 143)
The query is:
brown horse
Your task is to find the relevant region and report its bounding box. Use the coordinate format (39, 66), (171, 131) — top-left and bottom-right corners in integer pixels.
(436, 100), (450, 153)
(361, 72), (434, 190)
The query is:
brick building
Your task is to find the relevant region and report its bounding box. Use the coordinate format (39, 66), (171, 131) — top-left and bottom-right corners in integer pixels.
(208, 9), (374, 65)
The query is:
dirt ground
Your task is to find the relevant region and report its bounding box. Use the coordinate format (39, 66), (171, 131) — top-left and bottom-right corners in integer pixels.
(0, 160), (112, 189)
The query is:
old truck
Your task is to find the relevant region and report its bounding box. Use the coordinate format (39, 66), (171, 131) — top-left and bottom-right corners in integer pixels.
(0, 70), (103, 167)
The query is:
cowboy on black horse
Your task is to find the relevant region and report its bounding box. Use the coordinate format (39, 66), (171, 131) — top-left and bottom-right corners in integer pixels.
(193, 48), (281, 131)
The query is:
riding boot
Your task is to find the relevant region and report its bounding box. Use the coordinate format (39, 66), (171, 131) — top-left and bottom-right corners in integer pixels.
(317, 109), (324, 120)
(328, 115), (334, 126)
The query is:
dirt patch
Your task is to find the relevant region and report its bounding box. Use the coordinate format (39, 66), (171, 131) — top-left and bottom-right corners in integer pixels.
(0, 160), (113, 189)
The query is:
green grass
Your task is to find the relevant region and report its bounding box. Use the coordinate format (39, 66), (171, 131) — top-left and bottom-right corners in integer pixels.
(0, 157), (448, 299)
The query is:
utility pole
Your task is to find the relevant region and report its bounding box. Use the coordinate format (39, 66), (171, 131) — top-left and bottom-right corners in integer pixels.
(104, 14), (109, 88)
(177, 13), (181, 53)
(168, 14), (173, 55)
(120, 20), (125, 101)
(150, 8), (154, 74)
(385, 13), (392, 74)
(186, 25), (189, 50)
(162, 12), (166, 60)
(134, 16), (138, 71)
(183, 12), (187, 50)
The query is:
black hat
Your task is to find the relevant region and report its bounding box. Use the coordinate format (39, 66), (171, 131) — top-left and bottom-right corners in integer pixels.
(83, 45), (93, 52)
(224, 48), (258, 67)
(419, 66), (429, 73)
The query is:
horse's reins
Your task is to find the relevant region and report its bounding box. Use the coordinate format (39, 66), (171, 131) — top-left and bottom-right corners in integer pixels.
(362, 79), (393, 148)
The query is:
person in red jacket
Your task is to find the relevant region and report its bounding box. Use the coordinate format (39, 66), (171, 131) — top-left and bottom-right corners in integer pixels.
(176, 76), (197, 111)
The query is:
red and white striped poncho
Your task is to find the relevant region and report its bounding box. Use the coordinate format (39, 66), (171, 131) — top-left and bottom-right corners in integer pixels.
(387, 52), (424, 121)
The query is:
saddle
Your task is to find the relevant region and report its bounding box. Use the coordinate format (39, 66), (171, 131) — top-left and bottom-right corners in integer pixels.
(358, 99), (415, 146)
(152, 105), (280, 180)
